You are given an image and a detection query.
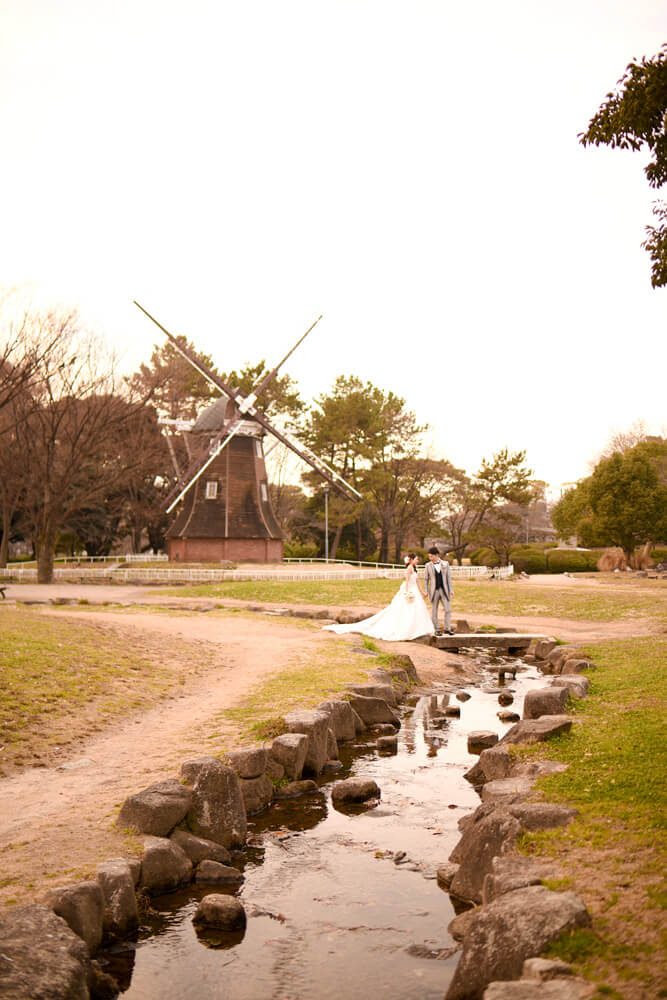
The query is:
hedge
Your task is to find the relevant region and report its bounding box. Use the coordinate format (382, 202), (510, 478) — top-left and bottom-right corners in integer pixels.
(545, 549), (590, 573)
(283, 541), (319, 558)
(510, 548), (547, 574)
(470, 547), (500, 568)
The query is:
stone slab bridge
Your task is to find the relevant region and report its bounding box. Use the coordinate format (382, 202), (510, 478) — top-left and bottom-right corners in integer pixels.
(427, 632), (551, 658)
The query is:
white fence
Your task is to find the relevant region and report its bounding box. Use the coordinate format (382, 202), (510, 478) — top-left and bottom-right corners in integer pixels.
(0, 562), (513, 584)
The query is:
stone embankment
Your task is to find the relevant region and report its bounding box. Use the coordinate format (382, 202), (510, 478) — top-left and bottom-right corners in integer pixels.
(0, 655), (419, 999)
(440, 638), (597, 1000)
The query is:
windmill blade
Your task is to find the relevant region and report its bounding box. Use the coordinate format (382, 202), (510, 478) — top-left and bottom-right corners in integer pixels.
(165, 417), (244, 513)
(164, 431), (182, 479)
(135, 301), (360, 504)
(254, 412), (361, 502)
(133, 301), (239, 400)
(239, 315), (323, 415)
(162, 415), (243, 510)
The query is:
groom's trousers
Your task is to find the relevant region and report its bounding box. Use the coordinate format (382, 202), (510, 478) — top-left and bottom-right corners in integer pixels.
(431, 588), (451, 631)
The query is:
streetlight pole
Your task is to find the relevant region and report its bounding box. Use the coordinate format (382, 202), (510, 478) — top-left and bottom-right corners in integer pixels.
(324, 487), (330, 563)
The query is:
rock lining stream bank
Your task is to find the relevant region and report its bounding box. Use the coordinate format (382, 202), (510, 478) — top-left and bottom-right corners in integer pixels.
(1, 640), (597, 999)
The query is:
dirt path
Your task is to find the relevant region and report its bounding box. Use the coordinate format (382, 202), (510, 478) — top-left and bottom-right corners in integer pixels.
(180, 597), (654, 644)
(0, 608), (457, 906)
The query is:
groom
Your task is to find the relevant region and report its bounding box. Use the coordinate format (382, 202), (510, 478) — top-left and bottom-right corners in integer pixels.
(424, 546), (454, 636)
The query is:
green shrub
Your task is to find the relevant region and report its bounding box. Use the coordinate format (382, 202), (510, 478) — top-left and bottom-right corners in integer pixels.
(650, 546), (667, 564)
(510, 548), (547, 573)
(583, 549), (604, 571)
(546, 549), (590, 574)
(283, 541), (319, 558)
(470, 547), (500, 567)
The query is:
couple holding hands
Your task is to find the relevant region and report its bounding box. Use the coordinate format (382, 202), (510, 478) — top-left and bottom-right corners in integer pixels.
(325, 547), (454, 642)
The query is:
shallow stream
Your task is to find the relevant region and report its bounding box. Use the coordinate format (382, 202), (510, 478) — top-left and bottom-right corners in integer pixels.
(102, 650), (545, 999)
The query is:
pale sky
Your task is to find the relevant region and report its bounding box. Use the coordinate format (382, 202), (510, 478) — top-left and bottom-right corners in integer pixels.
(1, 0), (665, 497)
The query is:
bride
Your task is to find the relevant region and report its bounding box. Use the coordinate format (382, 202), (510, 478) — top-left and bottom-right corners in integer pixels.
(323, 553), (434, 642)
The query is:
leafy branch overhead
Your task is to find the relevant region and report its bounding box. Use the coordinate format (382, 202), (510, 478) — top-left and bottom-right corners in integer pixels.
(580, 45), (667, 287)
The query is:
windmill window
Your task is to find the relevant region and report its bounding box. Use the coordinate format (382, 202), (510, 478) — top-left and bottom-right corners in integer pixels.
(260, 482), (268, 502)
(255, 439), (262, 458)
(205, 481), (218, 500)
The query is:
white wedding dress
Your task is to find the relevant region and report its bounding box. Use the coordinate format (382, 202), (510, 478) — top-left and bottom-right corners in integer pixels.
(323, 568), (435, 642)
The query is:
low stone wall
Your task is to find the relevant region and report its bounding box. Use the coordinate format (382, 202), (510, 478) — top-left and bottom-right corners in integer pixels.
(1, 658), (420, 999)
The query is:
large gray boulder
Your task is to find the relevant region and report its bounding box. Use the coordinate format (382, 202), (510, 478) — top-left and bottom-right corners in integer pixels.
(284, 709), (331, 776)
(0, 904), (92, 1000)
(481, 777), (535, 804)
(482, 855), (558, 904)
(46, 880), (105, 955)
(265, 756), (285, 782)
(449, 809), (522, 903)
(194, 860), (244, 886)
(446, 885), (591, 1000)
(169, 829), (232, 866)
(226, 746), (268, 779)
(270, 733), (308, 780)
(331, 778), (381, 804)
(508, 803), (578, 831)
(522, 687), (569, 720)
(344, 693), (400, 728)
(534, 639), (557, 660)
(464, 745), (513, 785)
(181, 757), (247, 849)
(468, 731), (499, 753)
(140, 836), (193, 895)
(317, 699), (358, 742)
(346, 682), (397, 706)
(542, 646), (582, 674)
(240, 773), (274, 815)
(390, 653), (420, 684)
(561, 658), (594, 676)
(193, 894), (246, 931)
(275, 779), (319, 798)
(498, 716), (573, 746)
(116, 778), (192, 837)
(551, 676), (589, 698)
(96, 858), (139, 937)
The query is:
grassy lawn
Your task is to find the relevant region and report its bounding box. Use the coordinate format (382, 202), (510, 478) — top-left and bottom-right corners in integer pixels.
(161, 577), (667, 625)
(213, 640), (386, 744)
(0, 607), (202, 773)
(516, 636), (667, 999)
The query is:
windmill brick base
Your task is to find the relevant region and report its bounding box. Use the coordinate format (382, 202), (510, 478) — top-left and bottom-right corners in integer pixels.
(168, 537), (283, 563)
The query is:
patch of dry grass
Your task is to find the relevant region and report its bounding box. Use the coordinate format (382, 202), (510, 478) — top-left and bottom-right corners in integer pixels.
(0, 607), (218, 774)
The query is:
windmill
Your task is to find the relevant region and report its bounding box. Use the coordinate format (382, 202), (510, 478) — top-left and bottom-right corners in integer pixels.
(134, 303), (361, 563)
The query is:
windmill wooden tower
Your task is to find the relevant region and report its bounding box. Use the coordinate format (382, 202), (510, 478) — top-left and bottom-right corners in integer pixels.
(135, 303), (360, 563)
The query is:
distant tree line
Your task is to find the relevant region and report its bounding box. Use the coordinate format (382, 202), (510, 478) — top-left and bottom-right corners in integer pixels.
(1, 291), (539, 580)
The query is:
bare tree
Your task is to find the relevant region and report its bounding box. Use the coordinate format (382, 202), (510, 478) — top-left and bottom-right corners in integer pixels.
(596, 419), (655, 461)
(439, 450), (533, 564)
(0, 288), (66, 427)
(0, 400), (27, 566)
(10, 306), (150, 581)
